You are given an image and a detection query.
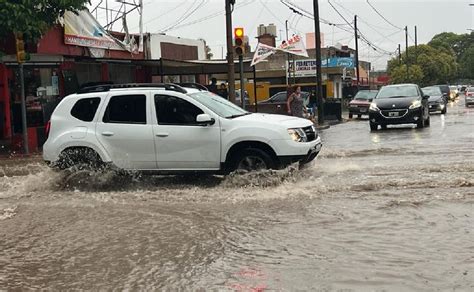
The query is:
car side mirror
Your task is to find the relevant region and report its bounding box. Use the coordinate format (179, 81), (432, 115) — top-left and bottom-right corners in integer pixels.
(196, 114), (215, 126)
(423, 95), (430, 100)
(368, 98), (373, 102)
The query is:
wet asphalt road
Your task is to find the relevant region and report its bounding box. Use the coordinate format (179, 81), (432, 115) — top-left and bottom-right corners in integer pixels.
(0, 97), (473, 290)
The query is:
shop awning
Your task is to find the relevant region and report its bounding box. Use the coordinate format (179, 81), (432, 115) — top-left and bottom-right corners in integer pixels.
(136, 58), (255, 76)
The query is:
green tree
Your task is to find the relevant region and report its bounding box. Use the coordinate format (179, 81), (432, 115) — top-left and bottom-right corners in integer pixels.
(429, 32), (473, 60)
(459, 46), (474, 80)
(389, 64), (424, 85)
(388, 44), (458, 86)
(0, 0), (90, 40)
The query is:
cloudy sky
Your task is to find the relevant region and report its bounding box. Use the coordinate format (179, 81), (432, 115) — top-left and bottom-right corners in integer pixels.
(89, 0), (473, 70)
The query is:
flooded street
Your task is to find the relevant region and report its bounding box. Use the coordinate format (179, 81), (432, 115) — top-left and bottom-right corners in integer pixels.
(0, 100), (473, 290)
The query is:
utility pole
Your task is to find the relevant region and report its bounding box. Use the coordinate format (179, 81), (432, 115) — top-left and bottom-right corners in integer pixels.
(354, 15), (360, 88)
(405, 26), (409, 82)
(313, 0), (324, 126)
(414, 25), (418, 63)
(225, 0), (236, 103)
(398, 44), (401, 65)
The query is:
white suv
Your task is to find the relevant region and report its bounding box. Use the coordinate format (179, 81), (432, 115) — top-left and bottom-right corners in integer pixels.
(43, 84), (322, 173)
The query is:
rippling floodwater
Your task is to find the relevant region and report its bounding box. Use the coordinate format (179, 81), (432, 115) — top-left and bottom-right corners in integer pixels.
(0, 100), (473, 290)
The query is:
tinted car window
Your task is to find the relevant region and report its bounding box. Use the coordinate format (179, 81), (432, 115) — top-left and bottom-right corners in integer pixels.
(422, 87), (442, 96)
(155, 95), (204, 125)
(70, 97), (100, 122)
(271, 92), (287, 102)
(376, 85), (419, 99)
(103, 95), (146, 124)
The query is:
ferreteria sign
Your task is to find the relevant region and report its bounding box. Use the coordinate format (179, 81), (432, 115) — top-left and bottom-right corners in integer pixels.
(289, 57), (355, 77)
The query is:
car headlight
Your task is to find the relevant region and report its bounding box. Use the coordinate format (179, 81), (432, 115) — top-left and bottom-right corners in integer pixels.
(409, 100), (421, 109)
(288, 128), (307, 142)
(369, 102), (379, 111)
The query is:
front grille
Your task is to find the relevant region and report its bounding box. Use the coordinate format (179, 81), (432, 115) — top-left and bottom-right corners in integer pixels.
(380, 109), (408, 118)
(303, 126), (317, 142)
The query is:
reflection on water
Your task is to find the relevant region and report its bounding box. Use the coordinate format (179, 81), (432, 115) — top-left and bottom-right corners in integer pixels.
(0, 104), (473, 290)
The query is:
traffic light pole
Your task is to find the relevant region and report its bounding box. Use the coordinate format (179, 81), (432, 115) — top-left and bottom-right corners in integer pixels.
(239, 55), (245, 110)
(19, 63), (29, 154)
(225, 0), (236, 103)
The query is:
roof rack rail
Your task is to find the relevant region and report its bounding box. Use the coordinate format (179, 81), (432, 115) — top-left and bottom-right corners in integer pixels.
(177, 83), (209, 91)
(77, 83), (187, 94)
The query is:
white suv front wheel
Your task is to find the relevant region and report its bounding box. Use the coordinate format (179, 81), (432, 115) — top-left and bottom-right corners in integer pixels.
(232, 148), (276, 172)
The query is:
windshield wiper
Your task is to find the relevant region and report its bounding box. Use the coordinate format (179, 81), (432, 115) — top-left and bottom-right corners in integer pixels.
(227, 113), (251, 119)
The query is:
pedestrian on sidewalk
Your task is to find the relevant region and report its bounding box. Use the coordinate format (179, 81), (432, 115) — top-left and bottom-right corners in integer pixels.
(208, 77), (218, 94)
(287, 85), (304, 118)
(218, 83), (228, 99)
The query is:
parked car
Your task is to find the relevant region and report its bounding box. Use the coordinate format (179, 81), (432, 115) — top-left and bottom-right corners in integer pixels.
(368, 83), (430, 131)
(43, 83), (322, 173)
(255, 91), (310, 115)
(435, 85), (451, 101)
(465, 87), (474, 107)
(422, 86), (447, 114)
(348, 90), (378, 118)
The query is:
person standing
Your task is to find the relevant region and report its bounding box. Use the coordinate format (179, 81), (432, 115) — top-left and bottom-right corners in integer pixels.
(208, 78), (218, 94)
(287, 86), (304, 118)
(218, 83), (228, 99)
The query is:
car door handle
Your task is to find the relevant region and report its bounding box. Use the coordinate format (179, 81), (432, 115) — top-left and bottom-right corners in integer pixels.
(101, 131), (114, 137)
(156, 133), (169, 137)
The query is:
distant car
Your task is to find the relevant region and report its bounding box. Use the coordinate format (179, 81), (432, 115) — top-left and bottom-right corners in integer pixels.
(256, 91), (310, 115)
(465, 87), (474, 107)
(435, 85), (451, 101)
(449, 85), (459, 100)
(422, 86), (447, 114)
(368, 83), (430, 130)
(348, 90), (378, 118)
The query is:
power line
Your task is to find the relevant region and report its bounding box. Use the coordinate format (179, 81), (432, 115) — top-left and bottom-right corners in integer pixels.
(327, 0), (353, 27)
(159, 0), (207, 33)
(327, 0), (395, 55)
(366, 0), (403, 30)
(162, 0), (253, 32)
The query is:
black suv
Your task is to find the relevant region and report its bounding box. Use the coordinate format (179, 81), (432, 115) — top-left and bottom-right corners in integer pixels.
(368, 84), (430, 131)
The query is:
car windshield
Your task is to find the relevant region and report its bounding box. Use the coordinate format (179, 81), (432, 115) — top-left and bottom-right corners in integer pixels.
(376, 85), (418, 99)
(354, 91), (377, 100)
(189, 91), (249, 118)
(468, 88), (474, 92)
(422, 87), (442, 96)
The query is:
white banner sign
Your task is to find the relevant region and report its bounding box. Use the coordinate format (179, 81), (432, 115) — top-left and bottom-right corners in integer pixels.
(278, 35), (309, 57)
(250, 35), (308, 66)
(251, 42), (277, 66)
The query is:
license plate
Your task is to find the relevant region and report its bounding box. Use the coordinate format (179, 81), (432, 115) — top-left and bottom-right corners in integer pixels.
(389, 111), (399, 117)
(360, 108), (367, 113)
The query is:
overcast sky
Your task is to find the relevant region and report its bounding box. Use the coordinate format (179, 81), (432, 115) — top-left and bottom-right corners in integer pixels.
(89, 0), (473, 70)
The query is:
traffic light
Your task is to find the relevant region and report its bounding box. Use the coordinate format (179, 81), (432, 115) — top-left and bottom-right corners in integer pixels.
(15, 33), (29, 63)
(234, 27), (245, 56)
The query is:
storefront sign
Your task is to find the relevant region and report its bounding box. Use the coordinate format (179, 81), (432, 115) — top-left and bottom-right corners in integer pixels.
(64, 10), (125, 51)
(289, 58), (354, 77)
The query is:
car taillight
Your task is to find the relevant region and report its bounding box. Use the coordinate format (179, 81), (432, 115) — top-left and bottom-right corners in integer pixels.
(45, 120), (51, 138)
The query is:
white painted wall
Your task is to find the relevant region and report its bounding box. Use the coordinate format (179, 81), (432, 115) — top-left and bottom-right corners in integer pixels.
(149, 34), (206, 60)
